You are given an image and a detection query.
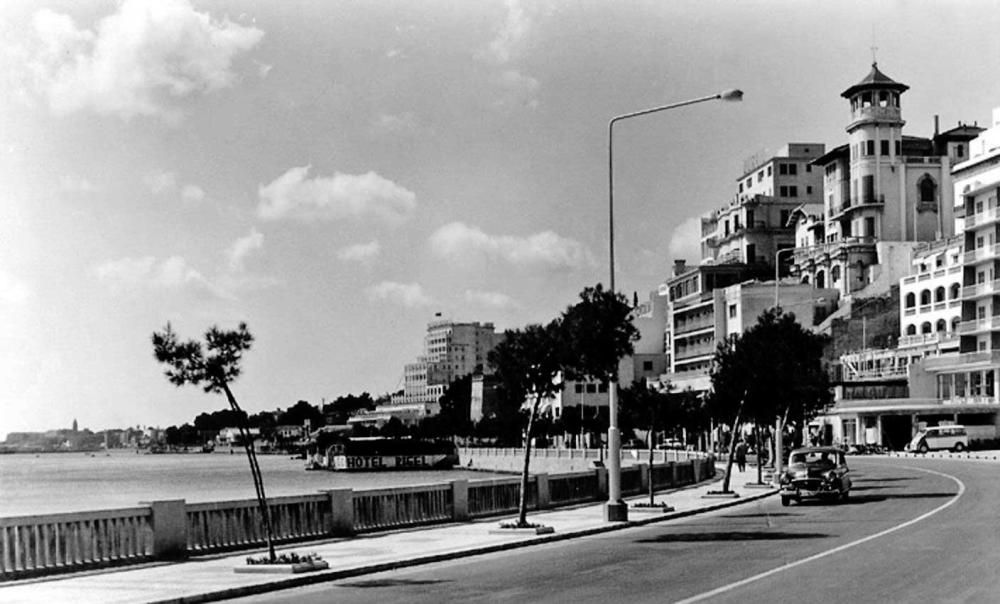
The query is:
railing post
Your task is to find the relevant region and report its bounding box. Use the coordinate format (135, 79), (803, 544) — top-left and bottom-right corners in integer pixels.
(536, 474), (550, 509)
(145, 500), (187, 560)
(595, 466), (608, 498)
(324, 489), (354, 536)
(637, 463), (649, 492)
(693, 459), (703, 483)
(669, 462), (678, 486)
(451, 480), (469, 521)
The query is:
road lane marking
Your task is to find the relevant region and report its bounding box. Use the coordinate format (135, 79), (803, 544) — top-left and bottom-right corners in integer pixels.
(673, 465), (965, 604)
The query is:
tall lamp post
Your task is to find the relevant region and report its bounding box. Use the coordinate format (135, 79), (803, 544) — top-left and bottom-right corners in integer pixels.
(771, 246), (796, 481)
(605, 88), (743, 522)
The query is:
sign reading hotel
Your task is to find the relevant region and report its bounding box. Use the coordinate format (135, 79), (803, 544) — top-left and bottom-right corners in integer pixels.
(332, 455), (448, 471)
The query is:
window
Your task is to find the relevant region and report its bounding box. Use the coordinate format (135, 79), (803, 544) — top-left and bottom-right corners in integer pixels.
(951, 283), (960, 299)
(806, 186), (813, 195)
(767, 166), (772, 176)
(957, 144), (965, 159)
(918, 175), (937, 203)
(905, 292), (915, 308)
(863, 175), (875, 203)
(920, 290), (931, 305)
(831, 265), (841, 282)
(906, 325), (916, 335)
(788, 186), (798, 197)
(936, 319), (947, 332)
(574, 383), (584, 393)
(728, 304), (737, 318)
(881, 140), (890, 156)
(746, 178), (752, 189)
(935, 287), (945, 303)
(597, 383), (608, 393)
(865, 217), (875, 237)
(585, 383), (597, 393)
(757, 170), (764, 183)
(806, 164), (812, 173)
(866, 140), (875, 156)
(921, 322), (932, 334)
(779, 186), (788, 197)
(788, 163), (797, 175)
(642, 360), (653, 371)
(895, 141), (902, 155)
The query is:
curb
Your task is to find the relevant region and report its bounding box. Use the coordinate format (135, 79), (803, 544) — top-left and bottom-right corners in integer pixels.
(149, 488), (776, 604)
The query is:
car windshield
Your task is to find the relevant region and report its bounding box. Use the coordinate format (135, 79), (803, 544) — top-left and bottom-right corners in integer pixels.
(790, 451), (836, 467)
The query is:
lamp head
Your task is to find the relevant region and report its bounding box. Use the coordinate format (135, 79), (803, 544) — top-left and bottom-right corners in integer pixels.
(718, 89), (744, 102)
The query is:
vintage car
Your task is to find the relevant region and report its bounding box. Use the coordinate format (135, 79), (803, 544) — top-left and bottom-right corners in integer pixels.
(779, 446), (852, 506)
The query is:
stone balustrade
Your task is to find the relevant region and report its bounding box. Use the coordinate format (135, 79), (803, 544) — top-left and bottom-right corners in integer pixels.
(0, 453), (714, 581)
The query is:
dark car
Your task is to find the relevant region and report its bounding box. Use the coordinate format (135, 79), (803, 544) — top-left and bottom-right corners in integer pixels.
(779, 446), (852, 506)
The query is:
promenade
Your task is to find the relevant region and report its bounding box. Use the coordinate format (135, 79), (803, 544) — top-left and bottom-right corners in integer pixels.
(0, 465), (773, 604)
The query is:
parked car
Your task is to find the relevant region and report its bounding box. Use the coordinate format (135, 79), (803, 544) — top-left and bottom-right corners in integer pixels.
(656, 439), (684, 450)
(779, 446), (852, 506)
(905, 425), (968, 453)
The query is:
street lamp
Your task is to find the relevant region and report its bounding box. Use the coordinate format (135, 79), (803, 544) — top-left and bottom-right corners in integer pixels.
(771, 246), (797, 481)
(605, 88), (743, 522)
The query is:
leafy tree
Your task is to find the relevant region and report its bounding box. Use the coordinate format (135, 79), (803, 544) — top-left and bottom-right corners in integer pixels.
(488, 321), (564, 527)
(559, 284), (639, 506)
(152, 322), (278, 561)
(322, 393), (375, 425)
(380, 416), (407, 438)
(279, 400), (324, 428)
(708, 308), (833, 491)
(437, 375), (474, 437)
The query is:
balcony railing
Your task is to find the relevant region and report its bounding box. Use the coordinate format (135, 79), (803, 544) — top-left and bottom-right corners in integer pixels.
(958, 318), (1000, 334)
(962, 243), (1000, 265)
(963, 279), (1000, 298)
(965, 207), (1000, 229)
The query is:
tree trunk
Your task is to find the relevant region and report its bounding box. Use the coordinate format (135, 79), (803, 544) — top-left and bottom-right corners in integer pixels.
(222, 382), (276, 561)
(721, 397), (746, 493)
(755, 422), (764, 485)
(517, 395), (541, 527)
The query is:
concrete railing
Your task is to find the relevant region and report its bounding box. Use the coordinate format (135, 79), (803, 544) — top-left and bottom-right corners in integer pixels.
(0, 454), (714, 581)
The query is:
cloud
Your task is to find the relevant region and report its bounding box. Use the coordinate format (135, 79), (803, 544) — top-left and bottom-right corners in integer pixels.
(24, 0), (263, 121)
(489, 0), (531, 64)
(145, 170), (177, 194)
(181, 184), (206, 203)
(492, 69), (539, 110)
(94, 255), (225, 298)
(226, 228), (263, 271)
(58, 175), (98, 194)
(365, 281), (434, 308)
(429, 222), (595, 270)
(337, 241), (381, 263)
(372, 112), (417, 135)
(257, 165), (416, 223)
(0, 270), (31, 306)
(667, 216), (703, 264)
(464, 289), (520, 310)
(255, 60), (273, 79)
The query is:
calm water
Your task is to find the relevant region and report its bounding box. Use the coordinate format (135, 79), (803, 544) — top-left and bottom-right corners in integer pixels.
(0, 451), (508, 517)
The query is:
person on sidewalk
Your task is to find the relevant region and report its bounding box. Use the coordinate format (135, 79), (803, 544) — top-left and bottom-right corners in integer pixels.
(735, 439), (748, 472)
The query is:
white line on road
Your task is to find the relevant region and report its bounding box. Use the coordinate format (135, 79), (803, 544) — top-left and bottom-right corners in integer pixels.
(673, 465), (966, 604)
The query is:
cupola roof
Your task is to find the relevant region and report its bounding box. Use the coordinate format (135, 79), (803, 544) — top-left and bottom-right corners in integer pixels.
(840, 63), (909, 98)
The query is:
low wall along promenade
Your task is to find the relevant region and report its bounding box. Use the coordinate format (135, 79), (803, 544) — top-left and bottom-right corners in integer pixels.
(0, 449), (714, 581)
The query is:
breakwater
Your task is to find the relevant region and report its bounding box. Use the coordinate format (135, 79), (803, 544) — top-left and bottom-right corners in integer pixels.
(0, 451), (714, 581)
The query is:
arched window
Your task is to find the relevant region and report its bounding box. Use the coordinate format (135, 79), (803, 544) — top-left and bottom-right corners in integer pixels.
(801, 275), (810, 284)
(905, 292), (916, 308)
(935, 286), (946, 303)
(936, 319), (947, 332)
(831, 265), (841, 282)
(919, 290), (931, 305)
(952, 317), (960, 332)
(906, 325), (917, 335)
(950, 283), (961, 299)
(918, 174), (937, 203)
(921, 322), (932, 334)
(816, 271), (826, 289)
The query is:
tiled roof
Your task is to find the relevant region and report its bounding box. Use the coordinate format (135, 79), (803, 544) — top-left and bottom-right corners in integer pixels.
(841, 63), (909, 98)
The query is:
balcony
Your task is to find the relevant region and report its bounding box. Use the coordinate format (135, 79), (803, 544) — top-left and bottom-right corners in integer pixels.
(923, 350), (1000, 371)
(898, 333), (959, 348)
(958, 317), (1000, 335)
(962, 243), (1000, 265)
(964, 207), (1000, 229)
(963, 279), (1000, 299)
(673, 317), (715, 336)
(674, 344), (716, 362)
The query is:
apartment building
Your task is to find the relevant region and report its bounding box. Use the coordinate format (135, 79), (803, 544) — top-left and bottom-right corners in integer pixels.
(702, 144), (825, 268)
(793, 63), (981, 298)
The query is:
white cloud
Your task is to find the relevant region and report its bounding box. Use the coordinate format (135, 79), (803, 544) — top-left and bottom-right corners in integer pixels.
(58, 175), (98, 193)
(337, 241), (381, 263)
(257, 165), (416, 223)
(365, 281), (434, 308)
(372, 112), (417, 135)
(255, 60), (273, 79)
(464, 289), (520, 310)
(489, 0), (531, 64)
(0, 271), (31, 306)
(227, 228), (263, 271)
(492, 69), (539, 110)
(25, 0), (263, 121)
(429, 222), (595, 270)
(181, 184), (206, 203)
(94, 255), (225, 298)
(667, 216), (702, 265)
(145, 170), (177, 194)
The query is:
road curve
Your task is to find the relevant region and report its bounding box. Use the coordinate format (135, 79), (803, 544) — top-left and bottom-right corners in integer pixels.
(232, 458), (1000, 604)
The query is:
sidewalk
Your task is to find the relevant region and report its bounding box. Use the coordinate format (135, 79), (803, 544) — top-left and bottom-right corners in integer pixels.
(0, 466), (774, 604)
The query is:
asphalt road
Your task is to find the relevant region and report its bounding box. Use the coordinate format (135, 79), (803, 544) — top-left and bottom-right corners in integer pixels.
(232, 458), (1000, 603)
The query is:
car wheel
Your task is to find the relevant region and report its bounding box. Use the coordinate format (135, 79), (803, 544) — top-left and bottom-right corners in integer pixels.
(918, 443), (929, 454)
(781, 496), (790, 507)
(954, 443), (966, 452)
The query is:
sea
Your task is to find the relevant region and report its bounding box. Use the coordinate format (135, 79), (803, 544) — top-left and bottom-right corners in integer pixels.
(0, 450), (508, 517)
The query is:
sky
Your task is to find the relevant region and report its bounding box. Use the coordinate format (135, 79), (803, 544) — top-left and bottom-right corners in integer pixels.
(3, 0), (1000, 437)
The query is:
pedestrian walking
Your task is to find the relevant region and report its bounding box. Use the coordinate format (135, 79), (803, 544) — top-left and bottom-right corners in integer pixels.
(735, 439), (748, 472)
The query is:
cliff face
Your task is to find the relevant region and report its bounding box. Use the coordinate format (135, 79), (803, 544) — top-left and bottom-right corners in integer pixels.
(824, 285), (900, 365)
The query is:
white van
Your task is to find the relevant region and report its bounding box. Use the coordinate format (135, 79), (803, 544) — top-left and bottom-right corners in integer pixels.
(906, 425), (968, 453)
